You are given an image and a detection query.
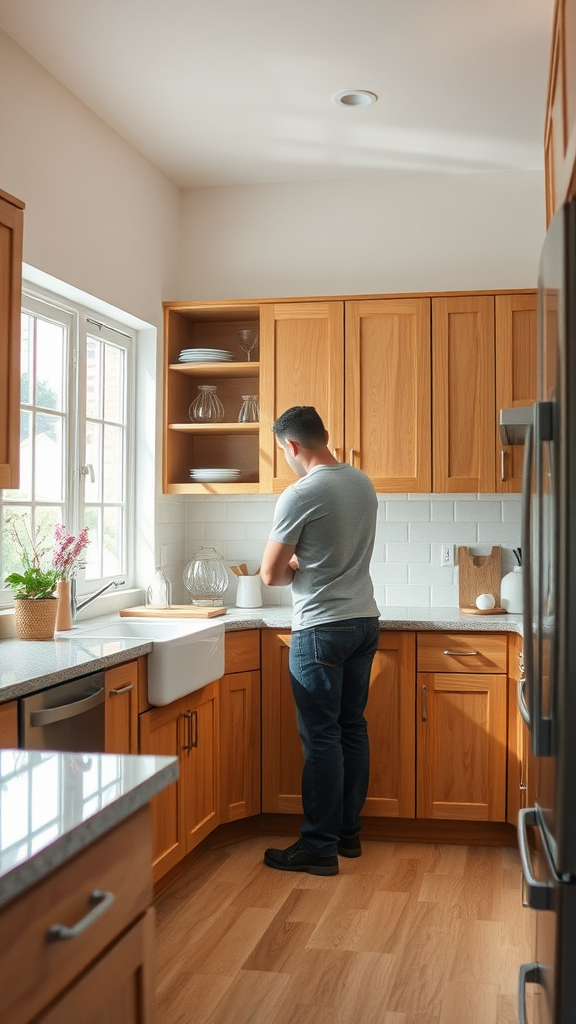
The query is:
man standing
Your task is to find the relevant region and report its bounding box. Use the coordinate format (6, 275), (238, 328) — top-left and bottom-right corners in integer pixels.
(260, 406), (380, 876)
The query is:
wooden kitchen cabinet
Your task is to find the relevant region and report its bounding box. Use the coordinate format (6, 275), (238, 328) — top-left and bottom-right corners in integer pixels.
(344, 298), (432, 491)
(0, 699), (18, 748)
(544, 0), (576, 222)
(219, 670), (261, 821)
(105, 659), (139, 754)
(261, 629), (416, 818)
(162, 301), (261, 494)
(432, 295), (496, 492)
(416, 633), (508, 821)
(495, 293), (538, 492)
(139, 681), (219, 882)
(0, 805), (153, 1024)
(0, 188), (24, 491)
(259, 302), (344, 492)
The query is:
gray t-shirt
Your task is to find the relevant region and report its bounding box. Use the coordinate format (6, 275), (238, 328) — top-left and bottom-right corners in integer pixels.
(269, 463), (380, 631)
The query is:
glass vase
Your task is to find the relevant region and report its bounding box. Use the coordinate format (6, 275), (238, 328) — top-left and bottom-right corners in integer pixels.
(146, 567), (172, 608)
(189, 385), (225, 423)
(238, 396), (259, 423)
(183, 546), (229, 606)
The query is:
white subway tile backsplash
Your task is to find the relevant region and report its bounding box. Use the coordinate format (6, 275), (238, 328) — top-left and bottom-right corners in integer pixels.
(409, 521), (478, 544)
(386, 501), (431, 522)
(163, 492), (523, 611)
(386, 543), (431, 563)
(430, 501), (454, 522)
(455, 501), (501, 522)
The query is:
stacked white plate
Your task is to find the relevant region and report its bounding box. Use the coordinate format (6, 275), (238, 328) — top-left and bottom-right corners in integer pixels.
(190, 468), (241, 483)
(179, 348), (234, 363)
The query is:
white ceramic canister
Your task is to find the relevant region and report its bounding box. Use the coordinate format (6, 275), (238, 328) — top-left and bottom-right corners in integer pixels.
(501, 566), (523, 613)
(236, 575), (263, 609)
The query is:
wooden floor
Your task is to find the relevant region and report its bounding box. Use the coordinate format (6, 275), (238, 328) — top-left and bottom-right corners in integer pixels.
(155, 836), (536, 1024)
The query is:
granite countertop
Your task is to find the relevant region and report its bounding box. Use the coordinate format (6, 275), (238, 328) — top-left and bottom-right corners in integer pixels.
(0, 749), (178, 908)
(0, 606), (522, 704)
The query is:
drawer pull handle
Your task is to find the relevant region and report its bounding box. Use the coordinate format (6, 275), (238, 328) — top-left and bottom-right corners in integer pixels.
(109, 684), (133, 696)
(47, 889), (115, 942)
(442, 650), (479, 657)
(422, 684), (428, 722)
(181, 710), (193, 751)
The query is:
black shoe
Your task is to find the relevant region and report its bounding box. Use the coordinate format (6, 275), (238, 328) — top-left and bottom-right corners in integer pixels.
(337, 835), (362, 858)
(264, 838), (339, 876)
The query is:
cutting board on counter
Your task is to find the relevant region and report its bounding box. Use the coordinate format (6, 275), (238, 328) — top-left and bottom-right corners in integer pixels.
(119, 605), (226, 618)
(458, 546), (503, 613)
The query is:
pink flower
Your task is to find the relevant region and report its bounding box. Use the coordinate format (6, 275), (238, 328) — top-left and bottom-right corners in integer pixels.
(53, 525), (90, 580)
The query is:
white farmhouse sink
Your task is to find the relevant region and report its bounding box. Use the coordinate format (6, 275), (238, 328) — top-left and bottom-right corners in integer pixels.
(76, 618), (225, 706)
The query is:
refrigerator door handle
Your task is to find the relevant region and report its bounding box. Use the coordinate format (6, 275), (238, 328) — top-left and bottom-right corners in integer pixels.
(517, 807), (555, 910)
(517, 676), (531, 727)
(518, 962), (540, 1024)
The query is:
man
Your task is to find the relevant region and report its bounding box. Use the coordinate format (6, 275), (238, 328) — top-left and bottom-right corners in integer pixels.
(260, 406), (380, 876)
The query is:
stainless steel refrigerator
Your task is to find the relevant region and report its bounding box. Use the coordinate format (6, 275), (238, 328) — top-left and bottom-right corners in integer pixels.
(518, 195), (576, 1024)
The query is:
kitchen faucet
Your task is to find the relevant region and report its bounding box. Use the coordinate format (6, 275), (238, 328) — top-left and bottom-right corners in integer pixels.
(71, 579), (125, 624)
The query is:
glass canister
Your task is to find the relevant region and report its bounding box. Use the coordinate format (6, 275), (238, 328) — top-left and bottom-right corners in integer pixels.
(183, 546), (229, 606)
(146, 567), (172, 608)
(238, 395), (259, 423)
(189, 385), (225, 423)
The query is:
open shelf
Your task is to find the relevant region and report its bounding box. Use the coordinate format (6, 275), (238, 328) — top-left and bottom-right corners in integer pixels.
(168, 422), (259, 435)
(169, 362), (259, 378)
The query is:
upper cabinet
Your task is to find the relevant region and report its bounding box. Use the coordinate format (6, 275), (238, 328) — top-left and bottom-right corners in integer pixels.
(163, 290), (536, 496)
(545, 0), (576, 222)
(0, 188), (24, 490)
(432, 295), (496, 493)
(259, 302), (344, 493)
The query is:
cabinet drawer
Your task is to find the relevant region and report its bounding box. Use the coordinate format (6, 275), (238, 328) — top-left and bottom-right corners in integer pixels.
(417, 633), (507, 673)
(224, 629), (260, 674)
(0, 805), (152, 1024)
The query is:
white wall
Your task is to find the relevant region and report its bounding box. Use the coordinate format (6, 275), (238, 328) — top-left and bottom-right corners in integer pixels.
(180, 171), (546, 300)
(0, 29), (181, 327)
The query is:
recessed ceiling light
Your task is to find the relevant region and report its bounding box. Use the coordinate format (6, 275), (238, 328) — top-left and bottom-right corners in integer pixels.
(332, 90), (378, 107)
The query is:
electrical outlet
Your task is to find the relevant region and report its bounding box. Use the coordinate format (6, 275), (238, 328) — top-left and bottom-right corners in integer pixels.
(441, 543), (454, 567)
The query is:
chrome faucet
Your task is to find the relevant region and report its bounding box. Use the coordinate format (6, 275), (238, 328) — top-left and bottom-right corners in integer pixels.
(71, 579), (125, 624)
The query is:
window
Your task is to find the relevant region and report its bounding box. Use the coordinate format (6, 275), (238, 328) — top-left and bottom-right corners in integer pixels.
(0, 287), (134, 597)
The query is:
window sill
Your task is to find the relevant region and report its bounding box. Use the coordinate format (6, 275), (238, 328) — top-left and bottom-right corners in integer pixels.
(0, 589), (145, 639)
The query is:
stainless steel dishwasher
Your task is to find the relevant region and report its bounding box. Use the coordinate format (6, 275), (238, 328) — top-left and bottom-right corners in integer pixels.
(20, 671), (105, 751)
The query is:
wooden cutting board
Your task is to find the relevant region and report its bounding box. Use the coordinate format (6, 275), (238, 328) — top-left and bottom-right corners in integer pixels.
(119, 605), (226, 618)
(458, 546), (504, 613)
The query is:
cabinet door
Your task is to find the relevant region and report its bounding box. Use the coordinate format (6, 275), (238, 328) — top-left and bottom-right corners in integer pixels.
(105, 661), (139, 754)
(432, 295), (495, 492)
(259, 302), (344, 492)
(0, 190), (24, 490)
(0, 699), (18, 748)
(416, 671), (507, 821)
(364, 632), (416, 818)
(36, 909), (155, 1024)
(261, 631), (303, 813)
(345, 298), (431, 492)
(220, 670), (261, 821)
(139, 697), (188, 880)
(495, 293), (537, 493)
(181, 681), (220, 851)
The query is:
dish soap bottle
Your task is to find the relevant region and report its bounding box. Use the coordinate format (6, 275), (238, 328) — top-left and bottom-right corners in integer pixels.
(146, 567), (172, 608)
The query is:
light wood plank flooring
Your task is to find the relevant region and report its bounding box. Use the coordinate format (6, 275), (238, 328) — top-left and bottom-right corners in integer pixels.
(155, 836), (535, 1024)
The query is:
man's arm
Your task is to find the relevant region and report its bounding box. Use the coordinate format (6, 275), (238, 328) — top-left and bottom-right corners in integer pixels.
(260, 540), (297, 586)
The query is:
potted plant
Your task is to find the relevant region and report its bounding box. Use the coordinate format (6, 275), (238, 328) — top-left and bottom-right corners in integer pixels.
(3, 516), (61, 640)
(51, 524), (90, 631)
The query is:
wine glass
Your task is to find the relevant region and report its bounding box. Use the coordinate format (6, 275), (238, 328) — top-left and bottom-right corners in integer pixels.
(236, 329), (259, 362)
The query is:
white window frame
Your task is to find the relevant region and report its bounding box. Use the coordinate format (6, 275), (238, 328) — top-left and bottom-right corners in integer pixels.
(0, 283), (135, 602)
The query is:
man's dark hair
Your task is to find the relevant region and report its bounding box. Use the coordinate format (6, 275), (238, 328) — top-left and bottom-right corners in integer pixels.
(273, 406), (327, 447)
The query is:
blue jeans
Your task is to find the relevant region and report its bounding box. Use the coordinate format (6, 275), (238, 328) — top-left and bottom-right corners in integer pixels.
(289, 616), (380, 856)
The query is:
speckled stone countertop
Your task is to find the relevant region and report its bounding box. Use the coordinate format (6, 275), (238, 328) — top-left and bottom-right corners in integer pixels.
(0, 749), (177, 908)
(0, 606), (522, 704)
(0, 635), (153, 702)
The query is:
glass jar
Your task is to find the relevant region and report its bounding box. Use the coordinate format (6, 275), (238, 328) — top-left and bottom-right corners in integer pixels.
(183, 546), (229, 606)
(146, 567), (172, 608)
(189, 385), (225, 423)
(238, 395), (259, 423)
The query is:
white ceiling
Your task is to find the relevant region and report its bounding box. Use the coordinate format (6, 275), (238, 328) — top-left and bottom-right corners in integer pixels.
(0, 0), (555, 188)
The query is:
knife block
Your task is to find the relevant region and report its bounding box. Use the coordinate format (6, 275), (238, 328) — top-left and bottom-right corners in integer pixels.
(458, 546), (504, 613)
